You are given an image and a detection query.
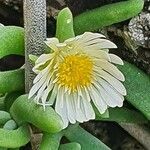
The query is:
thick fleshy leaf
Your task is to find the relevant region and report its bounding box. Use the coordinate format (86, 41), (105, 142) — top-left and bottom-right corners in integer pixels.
(64, 125), (110, 150)
(0, 26), (24, 58)
(39, 132), (62, 150)
(95, 107), (148, 123)
(119, 62), (150, 120)
(0, 69), (25, 94)
(56, 8), (75, 42)
(74, 0), (144, 34)
(0, 125), (30, 148)
(10, 94), (63, 133)
(0, 111), (11, 125)
(59, 142), (81, 150)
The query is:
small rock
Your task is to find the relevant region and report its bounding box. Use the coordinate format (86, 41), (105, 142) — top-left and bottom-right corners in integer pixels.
(129, 12), (150, 48)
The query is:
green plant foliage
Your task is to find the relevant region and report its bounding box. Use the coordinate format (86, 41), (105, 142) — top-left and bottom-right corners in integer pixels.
(0, 97), (5, 110)
(39, 132), (62, 150)
(0, 125), (30, 148)
(74, 0), (144, 34)
(0, 26), (24, 59)
(0, 69), (25, 94)
(3, 120), (17, 130)
(96, 107), (148, 123)
(4, 92), (23, 112)
(0, 111), (11, 126)
(119, 62), (150, 120)
(65, 125), (110, 150)
(56, 7), (75, 42)
(59, 143), (81, 150)
(0, 1), (147, 149)
(10, 94), (63, 133)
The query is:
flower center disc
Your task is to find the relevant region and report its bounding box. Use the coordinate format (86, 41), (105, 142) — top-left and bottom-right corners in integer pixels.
(57, 55), (93, 92)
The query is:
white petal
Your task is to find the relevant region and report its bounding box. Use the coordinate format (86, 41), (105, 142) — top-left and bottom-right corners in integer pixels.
(45, 38), (59, 50)
(33, 62), (52, 84)
(65, 32), (109, 52)
(81, 87), (91, 102)
(41, 83), (54, 105)
(89, 86), (107, 114)
(77, 96), (89, 122)
(28, 74), (47, 99)
(77, 32), (106, 44)
(48, 85), (58, 105)
(83, 39), (117, 50)
(109, 54), (124, 65)
(85, 49), (111, 61)
(35, 54), (53, 65)
(95, 79), (124, 107)
(65, 93), (76, 124)
(80, 95), (95, 120)
(94, 60), (125, 81)
(55, 88), (69, 129)
(36, 81), (47, 102)
(93, 82), (117, 107)
(74, 94), (86, 123)
(56, 43), (67, 47)
(95, 69), (126, 95)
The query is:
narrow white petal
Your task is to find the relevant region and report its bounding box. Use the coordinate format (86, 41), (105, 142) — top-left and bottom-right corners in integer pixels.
(65, 93), (76, 124)
(84, 39), (117, 49)
(77, 32), (106, 44)
(94, 82), (117, 107)
(100, 78), (124, 102)
(77, 96), (88, 122)
(66, 32), (106, 51)
(94, 60), (125, 81)
(85, 49), (111, 61)
(74, 94), (86, 123)
(89, 86), (107, 114)
(33, 65), (50, 83)
(35, 54), (53, 64)
(56, 43), (67, 47)
(45, 38), (59, 50)
(95, 69), (126, 95)
(64, 37), (76, 43)
(80, 95), (95, 120)
(109, 54), (124, 65)
(36, 81), (47, 101)
(41, 84), (54, 105)
(28, 74), (47, 99)
(55, 88), (69, 129)
(81, 87), (91, 102)
(48, 85), (58, 105)
(95, 79), (124, 107)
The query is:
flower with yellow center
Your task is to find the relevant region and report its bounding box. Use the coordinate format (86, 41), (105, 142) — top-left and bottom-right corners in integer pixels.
(29, 32), (126, 128)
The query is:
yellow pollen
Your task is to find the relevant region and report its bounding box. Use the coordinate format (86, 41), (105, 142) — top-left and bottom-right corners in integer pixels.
(57, 55), (93, 92)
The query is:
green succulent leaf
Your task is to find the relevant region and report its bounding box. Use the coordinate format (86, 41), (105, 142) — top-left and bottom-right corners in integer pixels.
(0, 26), (24, 59)
(56, 7), (75, 42)
(0, 111), (11, 126)
(3, 120), (17, 130)
(74, 0), (144, 34)
(10, 94), (63, 133)
(65, 125), (110, 150)
(39, 132), (62, 150)
(96, 107), (148, 123)
(59, 142), (81, 150)
(119, 61), (150, 120)
(4, 92), (23, 112)
(0, 69), (25, 94)
(0, 125), (30, 148)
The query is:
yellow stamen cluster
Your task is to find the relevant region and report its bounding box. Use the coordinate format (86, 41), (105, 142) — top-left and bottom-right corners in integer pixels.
(57, 55), (93, 92)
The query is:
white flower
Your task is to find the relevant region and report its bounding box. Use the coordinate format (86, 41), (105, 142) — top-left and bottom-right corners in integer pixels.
(29, 32), (126, 128)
